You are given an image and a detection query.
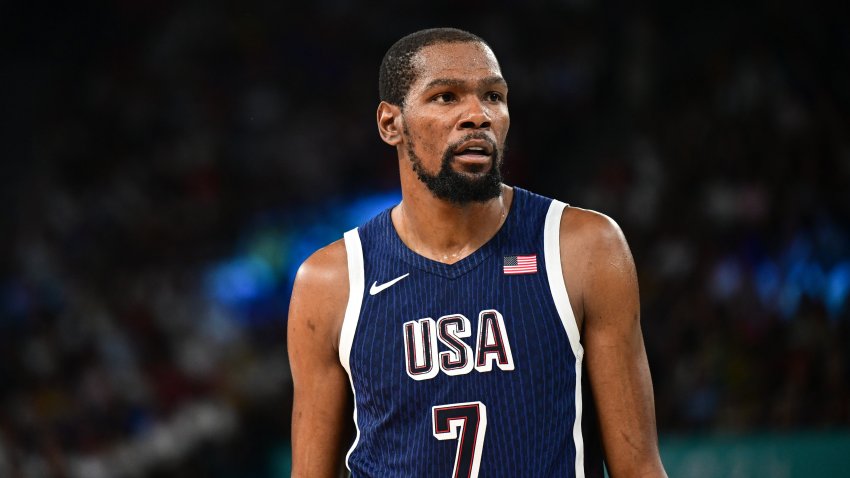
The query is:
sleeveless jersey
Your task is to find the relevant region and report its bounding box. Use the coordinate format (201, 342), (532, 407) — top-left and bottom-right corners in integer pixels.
(339, 187), (604, 478)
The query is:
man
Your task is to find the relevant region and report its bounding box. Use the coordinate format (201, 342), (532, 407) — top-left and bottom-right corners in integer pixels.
(288, 28), (667, 477)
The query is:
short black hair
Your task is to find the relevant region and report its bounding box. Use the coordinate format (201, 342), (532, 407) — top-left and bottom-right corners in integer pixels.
(379, 28), (490, 107)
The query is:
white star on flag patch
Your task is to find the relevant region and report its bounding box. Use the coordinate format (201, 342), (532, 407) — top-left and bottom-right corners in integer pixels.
(503, 254), (538, 275)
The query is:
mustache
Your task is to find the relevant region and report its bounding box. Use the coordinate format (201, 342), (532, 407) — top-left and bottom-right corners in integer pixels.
(446, 133), (499, 155)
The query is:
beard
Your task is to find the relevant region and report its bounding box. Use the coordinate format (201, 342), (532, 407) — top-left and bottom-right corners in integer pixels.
(404, 126), (504, 205)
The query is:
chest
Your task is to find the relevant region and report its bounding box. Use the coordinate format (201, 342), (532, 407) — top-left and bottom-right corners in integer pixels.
(351, 262), (572, 385)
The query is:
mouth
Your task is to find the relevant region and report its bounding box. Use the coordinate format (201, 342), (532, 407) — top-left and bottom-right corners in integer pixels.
(451, 140), (494, 164)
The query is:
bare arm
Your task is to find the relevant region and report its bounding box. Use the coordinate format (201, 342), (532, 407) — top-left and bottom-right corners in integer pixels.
(288, 240), (352, 478)
(561, 208), (666, 477)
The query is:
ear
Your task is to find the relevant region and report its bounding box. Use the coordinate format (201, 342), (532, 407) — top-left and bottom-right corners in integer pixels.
(377, 101), (403, 146)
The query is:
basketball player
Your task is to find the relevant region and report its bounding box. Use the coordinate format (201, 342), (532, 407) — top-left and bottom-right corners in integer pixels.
(288, 28), (667, 477)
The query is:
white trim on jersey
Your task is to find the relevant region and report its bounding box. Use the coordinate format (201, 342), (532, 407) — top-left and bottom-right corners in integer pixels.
(543, 200), (586, 478)
(340, 228), (365, 471)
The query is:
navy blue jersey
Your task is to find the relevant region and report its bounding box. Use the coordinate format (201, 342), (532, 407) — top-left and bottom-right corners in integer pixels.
(339, 188), (604, 478)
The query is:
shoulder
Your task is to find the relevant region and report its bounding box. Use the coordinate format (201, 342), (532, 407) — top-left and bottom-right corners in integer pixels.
(559, 206), (630, 258)
(288, 238), (351, 352)
(294, 238), (349, 288)
(556, 206), (637, 327)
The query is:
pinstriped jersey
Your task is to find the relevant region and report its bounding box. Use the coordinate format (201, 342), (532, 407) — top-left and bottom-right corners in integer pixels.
(339, 187), (604, 478)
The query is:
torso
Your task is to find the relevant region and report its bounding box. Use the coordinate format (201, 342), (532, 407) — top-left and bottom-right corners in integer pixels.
(337, 187), (603, 478)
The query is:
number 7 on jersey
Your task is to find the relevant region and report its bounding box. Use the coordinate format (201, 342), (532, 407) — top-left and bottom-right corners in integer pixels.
(432, 401), (487, 478)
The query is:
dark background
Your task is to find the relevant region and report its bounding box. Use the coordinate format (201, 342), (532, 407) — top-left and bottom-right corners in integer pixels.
(2, 1), (849, 476)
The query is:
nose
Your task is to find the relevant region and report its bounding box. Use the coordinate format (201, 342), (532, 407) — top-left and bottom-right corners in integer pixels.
(458, 98), (491, 130)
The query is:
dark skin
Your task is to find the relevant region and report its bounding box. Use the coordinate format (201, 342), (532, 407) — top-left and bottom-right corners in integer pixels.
(288, 41), (667, 477)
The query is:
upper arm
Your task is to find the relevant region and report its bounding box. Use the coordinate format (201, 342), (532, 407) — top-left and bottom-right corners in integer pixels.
(288, 239), (352, 478)
(560, 208), (667, 477)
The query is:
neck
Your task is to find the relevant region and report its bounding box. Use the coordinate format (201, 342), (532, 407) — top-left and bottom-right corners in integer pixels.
(392, 181), (513, 264)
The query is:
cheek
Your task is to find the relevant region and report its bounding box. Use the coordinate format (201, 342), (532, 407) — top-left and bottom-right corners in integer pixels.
(497, 112), (510, 141)
(423, 124), (445, 154)
(410, 120), (447, 156)
(497, 105), (510, 124)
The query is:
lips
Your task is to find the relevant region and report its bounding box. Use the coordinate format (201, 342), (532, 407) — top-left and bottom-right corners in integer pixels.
(452, 139), (494, 158)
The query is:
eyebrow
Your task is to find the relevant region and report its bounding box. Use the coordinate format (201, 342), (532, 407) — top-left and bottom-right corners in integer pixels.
(421, 75), (508, 91)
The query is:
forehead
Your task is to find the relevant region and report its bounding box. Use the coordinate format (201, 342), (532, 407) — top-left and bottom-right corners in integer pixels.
(410, 42), (503, 90)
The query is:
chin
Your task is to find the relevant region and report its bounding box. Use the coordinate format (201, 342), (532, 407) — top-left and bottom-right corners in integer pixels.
(451, 160), (492, 176)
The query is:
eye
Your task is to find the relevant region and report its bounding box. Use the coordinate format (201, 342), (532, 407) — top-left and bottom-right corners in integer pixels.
(485, 91), (504, 102)
(432, 92), (457, 103)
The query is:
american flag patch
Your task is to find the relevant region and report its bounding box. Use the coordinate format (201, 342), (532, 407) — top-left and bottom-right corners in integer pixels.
(503, 254), (538, 275)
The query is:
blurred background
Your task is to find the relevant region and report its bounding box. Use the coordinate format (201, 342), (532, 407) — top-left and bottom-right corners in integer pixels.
(2, 1), (849, 476)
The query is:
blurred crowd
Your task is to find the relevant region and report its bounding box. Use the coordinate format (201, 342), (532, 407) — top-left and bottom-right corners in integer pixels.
(2, 1), (848, 476)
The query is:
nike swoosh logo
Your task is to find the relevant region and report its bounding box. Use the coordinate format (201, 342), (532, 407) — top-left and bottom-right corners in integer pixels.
(369, 273), (410, 295)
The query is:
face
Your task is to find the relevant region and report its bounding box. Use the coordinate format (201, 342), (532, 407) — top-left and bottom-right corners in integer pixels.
(399, 41), (510, 204)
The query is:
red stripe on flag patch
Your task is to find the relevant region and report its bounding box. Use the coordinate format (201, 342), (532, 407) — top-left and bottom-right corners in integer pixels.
(503, 254), (538, 275)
